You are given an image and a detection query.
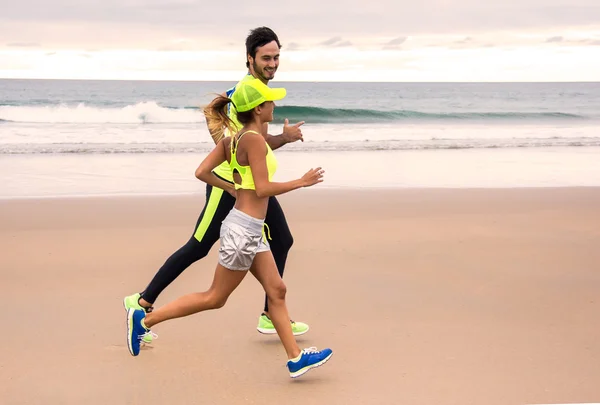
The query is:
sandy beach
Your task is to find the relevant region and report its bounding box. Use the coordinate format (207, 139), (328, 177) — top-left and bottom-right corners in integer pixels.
(1, 187), (600, 405)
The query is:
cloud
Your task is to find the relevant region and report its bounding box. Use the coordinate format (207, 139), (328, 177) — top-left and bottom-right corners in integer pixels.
(3, 0), (600, 49)
(320, 37), (343, 46)
(546, 36), (563, 43)
(455, 36), (473, 44)
(286, 42), (302, 51)
(157, 46), (183, 51)
(319, 37), (352, 47)
(7, 42), (41, 47)
(571, 38), (600, 46)
(388, 36), (407, 45)
(382, 37), (407, 50)
(1, 0), (600, 65)
(156, 39), (198, 52)
(3, 41), (600, 82)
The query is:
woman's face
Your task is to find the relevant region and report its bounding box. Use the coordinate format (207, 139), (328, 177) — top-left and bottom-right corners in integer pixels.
(260, 101), (275, 122)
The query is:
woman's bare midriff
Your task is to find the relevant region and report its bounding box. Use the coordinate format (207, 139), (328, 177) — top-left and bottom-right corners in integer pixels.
(233, 189), (269, 220)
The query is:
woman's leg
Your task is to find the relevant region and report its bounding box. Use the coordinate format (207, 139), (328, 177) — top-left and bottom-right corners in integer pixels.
(249, 251), (301, 359)
(136, 184), (236, 308)
(143, 263), (247, 328)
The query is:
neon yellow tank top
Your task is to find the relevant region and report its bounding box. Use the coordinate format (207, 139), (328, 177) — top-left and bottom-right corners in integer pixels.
(230, 130), (278, 191)
(212, 75), (253, 182)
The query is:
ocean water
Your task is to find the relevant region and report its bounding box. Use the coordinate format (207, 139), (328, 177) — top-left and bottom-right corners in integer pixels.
(1, 79), (600, 197)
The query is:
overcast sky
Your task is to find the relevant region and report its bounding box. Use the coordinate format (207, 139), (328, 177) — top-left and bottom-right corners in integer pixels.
(1, 0), (599, 81)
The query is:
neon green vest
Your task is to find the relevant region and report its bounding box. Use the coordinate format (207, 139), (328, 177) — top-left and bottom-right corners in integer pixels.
(212, 74), (254, 182)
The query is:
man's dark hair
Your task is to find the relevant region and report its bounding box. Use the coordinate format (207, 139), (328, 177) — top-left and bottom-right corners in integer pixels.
(245, 26), (282, 68)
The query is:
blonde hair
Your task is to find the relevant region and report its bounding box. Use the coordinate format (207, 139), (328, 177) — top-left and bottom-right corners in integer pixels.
(203, 95), (236, 143)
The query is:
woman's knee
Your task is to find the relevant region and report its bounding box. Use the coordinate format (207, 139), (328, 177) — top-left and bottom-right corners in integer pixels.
(206, 290), (229, 309)
(268, 280), (287, 302)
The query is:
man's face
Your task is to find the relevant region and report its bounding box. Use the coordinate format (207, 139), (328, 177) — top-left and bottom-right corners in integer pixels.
(249, 40), (280, 83)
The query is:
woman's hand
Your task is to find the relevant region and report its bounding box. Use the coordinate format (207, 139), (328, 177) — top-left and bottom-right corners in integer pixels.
(301, 167), (325, 187)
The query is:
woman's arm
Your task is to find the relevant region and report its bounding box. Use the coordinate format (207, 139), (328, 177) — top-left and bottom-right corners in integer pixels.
(195, 139), (236, 195)
(245, 133), (323, 198)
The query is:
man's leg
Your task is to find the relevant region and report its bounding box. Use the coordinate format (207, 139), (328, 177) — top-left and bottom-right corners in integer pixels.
(256, 196), (309, 336)
(264, 196), (294, 302)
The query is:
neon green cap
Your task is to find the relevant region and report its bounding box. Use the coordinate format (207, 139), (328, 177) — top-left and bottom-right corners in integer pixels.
(231, 78), (286, 112)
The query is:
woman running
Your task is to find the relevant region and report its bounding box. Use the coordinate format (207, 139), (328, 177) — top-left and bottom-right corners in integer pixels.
(126, 77), (333, 378)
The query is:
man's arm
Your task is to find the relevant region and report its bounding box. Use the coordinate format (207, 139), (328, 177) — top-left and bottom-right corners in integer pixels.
(205, 87), (305, 150)
(263, 119), (305, 151)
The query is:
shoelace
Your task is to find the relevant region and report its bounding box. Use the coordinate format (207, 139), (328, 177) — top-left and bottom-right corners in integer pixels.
(140, 331), (159, 341)
(302, 347), (319, 354)
(262, 314), (297, 326)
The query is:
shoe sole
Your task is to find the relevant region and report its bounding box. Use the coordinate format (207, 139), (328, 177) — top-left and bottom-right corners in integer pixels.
(126, 308), (136, 356)
(289, 352), (334, 378)
(257, 326), (310, 336)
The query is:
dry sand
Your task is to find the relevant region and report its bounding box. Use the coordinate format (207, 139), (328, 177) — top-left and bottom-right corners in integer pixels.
(1, 188), (599, 405)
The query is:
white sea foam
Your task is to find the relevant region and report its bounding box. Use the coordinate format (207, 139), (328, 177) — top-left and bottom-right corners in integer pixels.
(0, 102), (204, 124)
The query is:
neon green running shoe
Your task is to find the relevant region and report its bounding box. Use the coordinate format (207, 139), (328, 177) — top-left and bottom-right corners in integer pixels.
(257, 314), (309, 336)
(123, 293), (157, 344)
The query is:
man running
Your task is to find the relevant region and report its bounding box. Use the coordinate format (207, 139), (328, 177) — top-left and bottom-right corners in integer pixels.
(123, 26), (309, 342)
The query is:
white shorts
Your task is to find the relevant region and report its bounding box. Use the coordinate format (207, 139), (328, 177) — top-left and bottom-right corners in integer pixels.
(218, 208), (270, 271)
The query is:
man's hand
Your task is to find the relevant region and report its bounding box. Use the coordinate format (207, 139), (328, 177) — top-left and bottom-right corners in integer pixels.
(281, 118), (305, 143)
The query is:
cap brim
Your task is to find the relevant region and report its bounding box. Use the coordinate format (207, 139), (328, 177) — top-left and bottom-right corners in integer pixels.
(265, 87), (286, 102)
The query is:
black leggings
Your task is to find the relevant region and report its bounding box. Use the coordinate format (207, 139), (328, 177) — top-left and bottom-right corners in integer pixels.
(140, 183), (294, 313)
